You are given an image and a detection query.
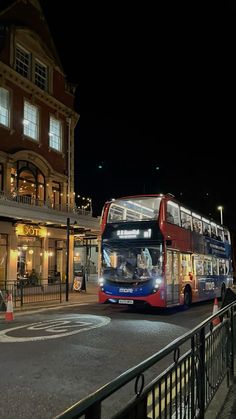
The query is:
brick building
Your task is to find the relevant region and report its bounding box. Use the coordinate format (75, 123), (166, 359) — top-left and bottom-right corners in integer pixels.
(0, 0), (100, 286)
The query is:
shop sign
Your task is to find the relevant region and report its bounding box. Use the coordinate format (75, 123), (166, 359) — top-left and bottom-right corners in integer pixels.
(16, 224), (47, 237)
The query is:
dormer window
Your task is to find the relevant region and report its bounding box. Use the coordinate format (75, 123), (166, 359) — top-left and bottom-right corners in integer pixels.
(15, 43), (48, 92)
(16, 45), (31, 79)
(35, 59), (48, 91)
(0, 87), (10, 127)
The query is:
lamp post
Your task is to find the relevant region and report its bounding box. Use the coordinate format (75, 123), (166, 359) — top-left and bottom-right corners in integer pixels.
(66, 217), (70, 301)
(217, 206), (223, 225)
(89, 198), (93, 215)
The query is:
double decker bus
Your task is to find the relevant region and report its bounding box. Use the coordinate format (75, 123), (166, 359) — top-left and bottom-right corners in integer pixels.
(98, 194), (233, 308)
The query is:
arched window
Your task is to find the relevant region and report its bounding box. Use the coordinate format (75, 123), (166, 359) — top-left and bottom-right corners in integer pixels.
(52, 181), (61, 208)
(16, 161), (45, 203)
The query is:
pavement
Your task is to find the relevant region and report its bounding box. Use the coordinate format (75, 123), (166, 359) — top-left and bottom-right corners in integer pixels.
(217, 380), (236, 419)
(206, 373), (236, 419)
(1, 279), (236, 418)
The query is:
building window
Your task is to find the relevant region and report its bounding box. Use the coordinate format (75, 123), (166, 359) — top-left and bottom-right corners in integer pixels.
(23, 101), (39, 140)
(15, 45), (31, 79)
(17, 161), (45, 203)
(10, 167), (17, 194)
(52, 181), (61, 208)
(0, 87), (10, 127)
(17, 236), (42, 281)
(49, 117), (62, 151)
(48, 238), (66, 283)
(15, 44), (49, 92)
(35, 59), (48, 91)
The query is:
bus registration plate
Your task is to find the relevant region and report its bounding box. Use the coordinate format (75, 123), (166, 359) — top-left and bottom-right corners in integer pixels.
(118, 299), (134, 305)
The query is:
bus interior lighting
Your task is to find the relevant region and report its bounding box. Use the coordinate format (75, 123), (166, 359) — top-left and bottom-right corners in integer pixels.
(180, 207), (191, 214)
(192, 212), (201, 219)
(202, 217), (210, 223)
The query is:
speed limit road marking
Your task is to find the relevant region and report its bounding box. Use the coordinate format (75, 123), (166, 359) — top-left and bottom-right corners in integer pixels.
(0, 315), (110, 343)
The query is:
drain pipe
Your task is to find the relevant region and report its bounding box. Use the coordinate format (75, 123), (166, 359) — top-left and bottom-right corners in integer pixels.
(66, 116), (71, 209)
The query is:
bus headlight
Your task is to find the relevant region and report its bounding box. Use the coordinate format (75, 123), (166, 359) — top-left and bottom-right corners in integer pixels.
(154, 278), (162, 290)
(98, 277), (104, 287)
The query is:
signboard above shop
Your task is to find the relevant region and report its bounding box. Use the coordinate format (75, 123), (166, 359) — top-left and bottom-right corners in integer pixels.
(16, 224), (47, 238)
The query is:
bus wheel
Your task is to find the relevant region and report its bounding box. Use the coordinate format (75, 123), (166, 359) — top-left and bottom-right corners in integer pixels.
(184, 286), (192, 307)
(221, 284), (226, 302)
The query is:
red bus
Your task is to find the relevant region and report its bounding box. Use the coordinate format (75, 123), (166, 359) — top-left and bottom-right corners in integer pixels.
(98, 194), (233, 308)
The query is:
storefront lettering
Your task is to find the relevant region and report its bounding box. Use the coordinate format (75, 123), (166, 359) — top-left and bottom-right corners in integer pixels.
(23, 225), (40, 236)
(16, 224), (47, 238)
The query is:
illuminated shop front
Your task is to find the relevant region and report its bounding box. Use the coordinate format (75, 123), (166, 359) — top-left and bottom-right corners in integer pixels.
(74, 236), (98, 277)
(16, 224), (46, 283)
(17, 236), (43, 282)
(0, 219), (98, 287)
(48, 238), (66, 283)
(15, 224), (69, 284)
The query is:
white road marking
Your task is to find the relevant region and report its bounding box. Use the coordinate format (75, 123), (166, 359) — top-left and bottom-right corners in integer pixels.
(0, 315), (111, 343)
(27, 319), (92, 332)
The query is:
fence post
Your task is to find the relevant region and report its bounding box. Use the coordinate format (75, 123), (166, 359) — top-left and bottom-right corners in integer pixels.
(199, 327), (206, 418)
(20, 284), (23, 307)
(60, 279), (62, 303)
(230, 306), (235, 381)
(191, 336), (196, 417)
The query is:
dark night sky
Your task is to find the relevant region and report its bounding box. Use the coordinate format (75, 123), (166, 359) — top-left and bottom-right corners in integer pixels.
(40, 1), (234, 231)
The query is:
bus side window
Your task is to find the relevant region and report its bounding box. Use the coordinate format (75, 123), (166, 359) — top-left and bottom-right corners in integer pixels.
(212, 257), (218, 275)
(225, 260), (229, 274)
(203, 258), (212, 275)
(194, 255), (204, 275)
(211, 224), (217, 240)
(224, 229), (230, 244)
(166, 202), (180, 226)
(217, 227), (224, 241)
(219, 260), (225, 275)
(167, 211), (174, 223)
(192, 214), (202, 234)
(203, 222), (211, 237)
(180, 211), (192, 230)
(193, 218), (201, 234)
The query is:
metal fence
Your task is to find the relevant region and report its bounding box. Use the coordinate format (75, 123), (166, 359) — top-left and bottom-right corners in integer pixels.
(0, 280), (62, 307)
(0, 190), (92, 215)
(54, 300), (236, 419)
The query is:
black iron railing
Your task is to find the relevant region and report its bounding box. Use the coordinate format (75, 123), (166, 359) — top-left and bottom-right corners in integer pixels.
(0, 190), (91, 215)
(54, 300), (236, 419)
(0, 280), (62, 307)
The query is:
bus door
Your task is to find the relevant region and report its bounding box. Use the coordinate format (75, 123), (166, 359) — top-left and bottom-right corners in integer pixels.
(166, 250), (180, 305)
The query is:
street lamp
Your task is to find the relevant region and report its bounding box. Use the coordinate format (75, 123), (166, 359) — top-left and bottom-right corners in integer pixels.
(217, 206), (223, 225)
(66, 217), (70, 301)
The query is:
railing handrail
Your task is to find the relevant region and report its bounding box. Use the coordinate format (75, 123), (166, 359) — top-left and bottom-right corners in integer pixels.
(54, 300), (236, 418)
(0, 190), (91, 216)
